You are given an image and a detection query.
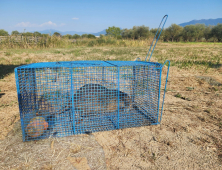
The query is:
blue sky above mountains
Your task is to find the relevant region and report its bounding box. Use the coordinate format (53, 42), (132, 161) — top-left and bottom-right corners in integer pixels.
(0, 0), (221, 34)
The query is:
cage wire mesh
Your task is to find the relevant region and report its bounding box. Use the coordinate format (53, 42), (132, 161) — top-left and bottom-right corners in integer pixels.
(15, 15), (169, 141)
(15, 60), (169, 141)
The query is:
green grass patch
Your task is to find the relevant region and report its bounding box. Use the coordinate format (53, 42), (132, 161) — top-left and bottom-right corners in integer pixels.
(175, 93), (191, 101)
(66, 49), (82, 56)
(25, 58), (31, 63)
(5, 52), (12, 56)
(53, 50), (61, 54)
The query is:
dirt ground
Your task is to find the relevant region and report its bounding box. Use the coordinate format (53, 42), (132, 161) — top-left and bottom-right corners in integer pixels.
(0, 49), (222, 169)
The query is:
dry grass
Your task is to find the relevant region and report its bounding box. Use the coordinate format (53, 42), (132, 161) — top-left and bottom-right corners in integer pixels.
(0, 42), (222, 169)
(0, 36), (154, 49)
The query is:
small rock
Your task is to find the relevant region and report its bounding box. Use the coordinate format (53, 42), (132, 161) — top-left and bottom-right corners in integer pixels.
(153, 136), (157, 141)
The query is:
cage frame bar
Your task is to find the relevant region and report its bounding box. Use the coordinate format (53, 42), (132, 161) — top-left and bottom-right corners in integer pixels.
(159, 60), (170, 123)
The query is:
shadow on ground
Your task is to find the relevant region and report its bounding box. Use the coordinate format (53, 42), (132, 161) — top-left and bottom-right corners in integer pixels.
(0, 64), (23, 79)
(174, 60), (222, 69)
(196, 76), (222, 86)
(0, 93), (5, 98)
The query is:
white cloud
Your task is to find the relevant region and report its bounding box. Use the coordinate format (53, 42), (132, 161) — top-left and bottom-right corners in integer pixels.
(15, 22), (37, 27)
(15, 21), (62, 27)
(39, 21), (57, 27)
(72, 18), (79, 20)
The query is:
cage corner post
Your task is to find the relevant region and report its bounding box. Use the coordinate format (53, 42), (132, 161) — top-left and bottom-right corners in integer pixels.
(159, 60), (170, 123)
(14, 67), (26, 141)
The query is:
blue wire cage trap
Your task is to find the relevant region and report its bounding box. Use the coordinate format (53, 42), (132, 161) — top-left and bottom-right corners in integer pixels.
(15, 15), (170, 141)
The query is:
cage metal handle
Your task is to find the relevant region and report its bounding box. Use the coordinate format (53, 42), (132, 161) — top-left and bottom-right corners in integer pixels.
(159, 60), (170, 123)
(145, 15), (168, 62)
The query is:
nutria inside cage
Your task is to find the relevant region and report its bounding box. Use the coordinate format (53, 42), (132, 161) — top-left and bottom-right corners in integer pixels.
(15, 60), (169, 141)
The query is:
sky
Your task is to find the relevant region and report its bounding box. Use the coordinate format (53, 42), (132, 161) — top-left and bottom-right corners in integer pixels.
(0, 0), (221, 34)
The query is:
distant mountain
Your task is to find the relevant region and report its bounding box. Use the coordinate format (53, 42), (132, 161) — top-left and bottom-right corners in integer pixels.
(36, 29), (106, 36)
(93, 29), (106, 36)
(62, 31), (91, 35)
(179, 18), (222, 27)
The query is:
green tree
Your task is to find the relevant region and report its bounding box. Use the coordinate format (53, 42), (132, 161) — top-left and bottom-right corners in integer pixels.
(99, 34), (105, 38)
(42, 34), (49, 37)
(121, 28), (129, 39)
(53, 32), (61, 37)
(150, 28), (158, 35)
(128, 29), (135, 39)
(33, 31), (41, 37)
(121, 26), (150, 39)
(132, 25), (150, 39)
(181, 25), (196, 42)
(11, 30), (20, 36)
(211, 24), (222, 42)
(22, 32), (33, 36)
(81, 34), (88, 38)
(73, 34), (81, 39)
(121, 28), (135, 39)
(194, 24), (205, 41)
(0, 29), (9, 36)
(181, 24), (208, 42)
(204, 25), (213, 42)
(150, 28), (165, 41)
(63, 34), (72, 39)
(106, 26), (121, 38)
(164, 24), (183, 42)
(87, 34), (96, 39)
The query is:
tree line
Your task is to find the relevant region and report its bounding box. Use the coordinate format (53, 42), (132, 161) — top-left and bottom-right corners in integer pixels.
(112, 23), (222, 42)
(0, 30), (97, 39)
(0, 23), (221, 42)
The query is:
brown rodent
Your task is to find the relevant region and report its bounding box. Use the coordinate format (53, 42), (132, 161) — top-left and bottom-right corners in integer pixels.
(73, 84), (132, 116)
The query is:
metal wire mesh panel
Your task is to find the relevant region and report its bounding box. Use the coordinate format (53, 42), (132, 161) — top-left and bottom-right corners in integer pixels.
(15, 60), (167, 141)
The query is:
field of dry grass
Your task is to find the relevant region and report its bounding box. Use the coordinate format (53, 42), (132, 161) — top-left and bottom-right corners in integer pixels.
(0, 42), (222, 169)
